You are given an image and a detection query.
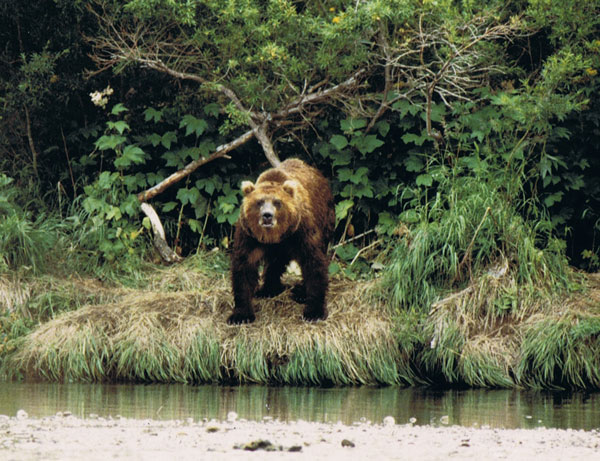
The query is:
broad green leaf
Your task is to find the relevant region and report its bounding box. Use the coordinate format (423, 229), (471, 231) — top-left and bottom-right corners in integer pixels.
(111, 103), (128, 115)
(95, 134), (126, 151)
(162, 201), (178, 213)
(376, 121), (390, 137)
(353, 183), (374, 198)
(179, 114), (208, 137)
(401, 132), (428, 146)
(114, 145), (146, 168)
(404, 155), (424, 172)
(337, 168), (353, 182)
(176, 187), (200, 206)
(416, 173), (433, 187)
(400, 209), (420, 223)
(106, 205), (122, 221)
(351, 167), (369, 185)
(330, 134), (348, 151)
(107, 120), (130, 134)
(377, 212), (397, 235)
(332, 150), (352, 166)
(340, 118), (367, 132)
(544, 191), (564, 207)
(335, 199), (354, 221)
(148, 133), (162, 147)
(144, 107), (163, 123)
(162, 151), (180, 168)
(335, 243), (359, 261)
(352, 134), (384, 154)
(204, 103), (220, 118)
(161, 131), (178, 149)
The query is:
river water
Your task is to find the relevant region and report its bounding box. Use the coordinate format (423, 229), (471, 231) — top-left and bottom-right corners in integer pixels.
(0, 383), (598, 430)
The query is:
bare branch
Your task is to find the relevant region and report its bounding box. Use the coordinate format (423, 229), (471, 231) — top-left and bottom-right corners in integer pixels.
(378, 12), (528, 144)
(137, 129), (253, 202)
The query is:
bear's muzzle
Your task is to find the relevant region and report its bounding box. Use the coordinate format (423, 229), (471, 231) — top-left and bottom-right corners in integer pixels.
(259, 201), (277, 228)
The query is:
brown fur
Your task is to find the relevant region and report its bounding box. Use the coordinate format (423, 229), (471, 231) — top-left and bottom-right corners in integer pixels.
(228, 159), (335, 324)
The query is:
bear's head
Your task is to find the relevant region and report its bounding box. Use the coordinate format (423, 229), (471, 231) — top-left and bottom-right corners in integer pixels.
(239, 179), (301, 244)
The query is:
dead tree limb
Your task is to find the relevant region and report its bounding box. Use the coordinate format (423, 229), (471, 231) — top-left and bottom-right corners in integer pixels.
(137, 128), (254, 202)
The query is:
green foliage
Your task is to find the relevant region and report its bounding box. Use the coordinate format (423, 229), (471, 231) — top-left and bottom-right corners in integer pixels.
(381, 160), (571, 313)
(82, 105), (149, 262)
(0, 175), (64, 274)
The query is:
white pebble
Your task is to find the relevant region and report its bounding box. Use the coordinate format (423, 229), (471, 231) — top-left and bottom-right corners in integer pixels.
(383, 416), (395, 426)
(16, 409), (28, 420)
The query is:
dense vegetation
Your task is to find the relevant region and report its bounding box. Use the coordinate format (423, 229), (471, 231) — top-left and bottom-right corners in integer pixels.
(1, 0), (600, 388)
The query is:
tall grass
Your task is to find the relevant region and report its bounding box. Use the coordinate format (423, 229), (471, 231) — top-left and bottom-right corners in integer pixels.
(516, 314), (600, 389)
(382, 171), (571, 313)
(0, 174), (65, 274)
(379, 163), (577, 387)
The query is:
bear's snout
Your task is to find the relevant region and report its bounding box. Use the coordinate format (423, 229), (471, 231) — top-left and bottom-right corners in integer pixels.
(259, 201), (277, 227)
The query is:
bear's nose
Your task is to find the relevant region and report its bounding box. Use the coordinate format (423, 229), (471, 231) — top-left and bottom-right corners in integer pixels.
(261, 211), (274, 224)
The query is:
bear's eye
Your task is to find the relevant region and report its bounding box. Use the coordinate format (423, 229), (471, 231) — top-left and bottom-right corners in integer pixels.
(273, 199), (282, 209)
(256, 199), (265, 207)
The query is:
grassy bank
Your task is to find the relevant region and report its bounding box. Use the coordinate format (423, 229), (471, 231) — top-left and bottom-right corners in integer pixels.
(1, 253), (599, 389)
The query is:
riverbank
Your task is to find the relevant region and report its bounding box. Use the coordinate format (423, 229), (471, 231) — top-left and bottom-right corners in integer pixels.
(2, 258), (600, 389)
(1, 413), (599, 460)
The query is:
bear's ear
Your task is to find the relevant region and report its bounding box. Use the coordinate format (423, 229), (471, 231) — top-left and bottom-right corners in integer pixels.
(282, 180), (298, 198)
(241, 180), (255, 196)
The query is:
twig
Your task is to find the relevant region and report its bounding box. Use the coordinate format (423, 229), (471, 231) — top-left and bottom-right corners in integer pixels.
(23, 105), (39, 177)
(331, 229), (376, 249)
(350, 239), (382, 266)
(60, 125), (77, 196)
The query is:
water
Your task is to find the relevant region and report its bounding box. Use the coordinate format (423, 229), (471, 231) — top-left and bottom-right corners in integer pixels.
(0, 382), (599, 430)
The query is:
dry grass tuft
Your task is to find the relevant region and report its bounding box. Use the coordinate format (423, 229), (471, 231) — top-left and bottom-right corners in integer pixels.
(0, 276), (30, 314)
(8, 276), (402, 385)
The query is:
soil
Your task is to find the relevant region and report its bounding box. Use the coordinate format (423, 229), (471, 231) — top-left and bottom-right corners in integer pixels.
(1, 411), (599, 460)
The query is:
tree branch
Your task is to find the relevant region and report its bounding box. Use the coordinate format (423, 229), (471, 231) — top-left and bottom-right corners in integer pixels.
(137, 128), (254, 202)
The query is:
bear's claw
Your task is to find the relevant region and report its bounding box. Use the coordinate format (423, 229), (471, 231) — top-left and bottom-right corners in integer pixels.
(302, 307), (327, 322)
(227, 312), (256, 325)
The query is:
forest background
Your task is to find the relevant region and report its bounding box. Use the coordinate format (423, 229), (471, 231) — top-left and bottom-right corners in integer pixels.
(1, 0), (600, 389)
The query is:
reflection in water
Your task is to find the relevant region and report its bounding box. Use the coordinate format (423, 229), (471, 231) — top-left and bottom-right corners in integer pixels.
(0, 382), (599, 430)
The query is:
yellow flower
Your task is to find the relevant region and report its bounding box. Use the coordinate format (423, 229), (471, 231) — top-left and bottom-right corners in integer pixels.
(586, 68), (598, 77)
(329, 7), (335, 12)
(332, 16), (341, 24)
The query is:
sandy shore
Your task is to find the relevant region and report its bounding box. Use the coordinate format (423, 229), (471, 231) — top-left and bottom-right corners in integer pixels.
(1, 412), (599, 460)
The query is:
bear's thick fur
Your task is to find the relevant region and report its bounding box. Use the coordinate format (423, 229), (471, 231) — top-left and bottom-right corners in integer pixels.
(228, 158), (335, 324)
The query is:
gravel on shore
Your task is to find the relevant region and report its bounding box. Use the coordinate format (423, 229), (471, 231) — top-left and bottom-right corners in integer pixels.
(1, 411), (599, 460)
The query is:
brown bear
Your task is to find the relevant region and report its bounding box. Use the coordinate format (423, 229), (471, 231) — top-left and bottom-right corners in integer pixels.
(228, 158), (335, 324)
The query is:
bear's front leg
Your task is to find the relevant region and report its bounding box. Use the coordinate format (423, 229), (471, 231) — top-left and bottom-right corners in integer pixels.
(256, 253), (289, 298)
(229, 249), (261, 325)
(298, 251), (329, 321)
